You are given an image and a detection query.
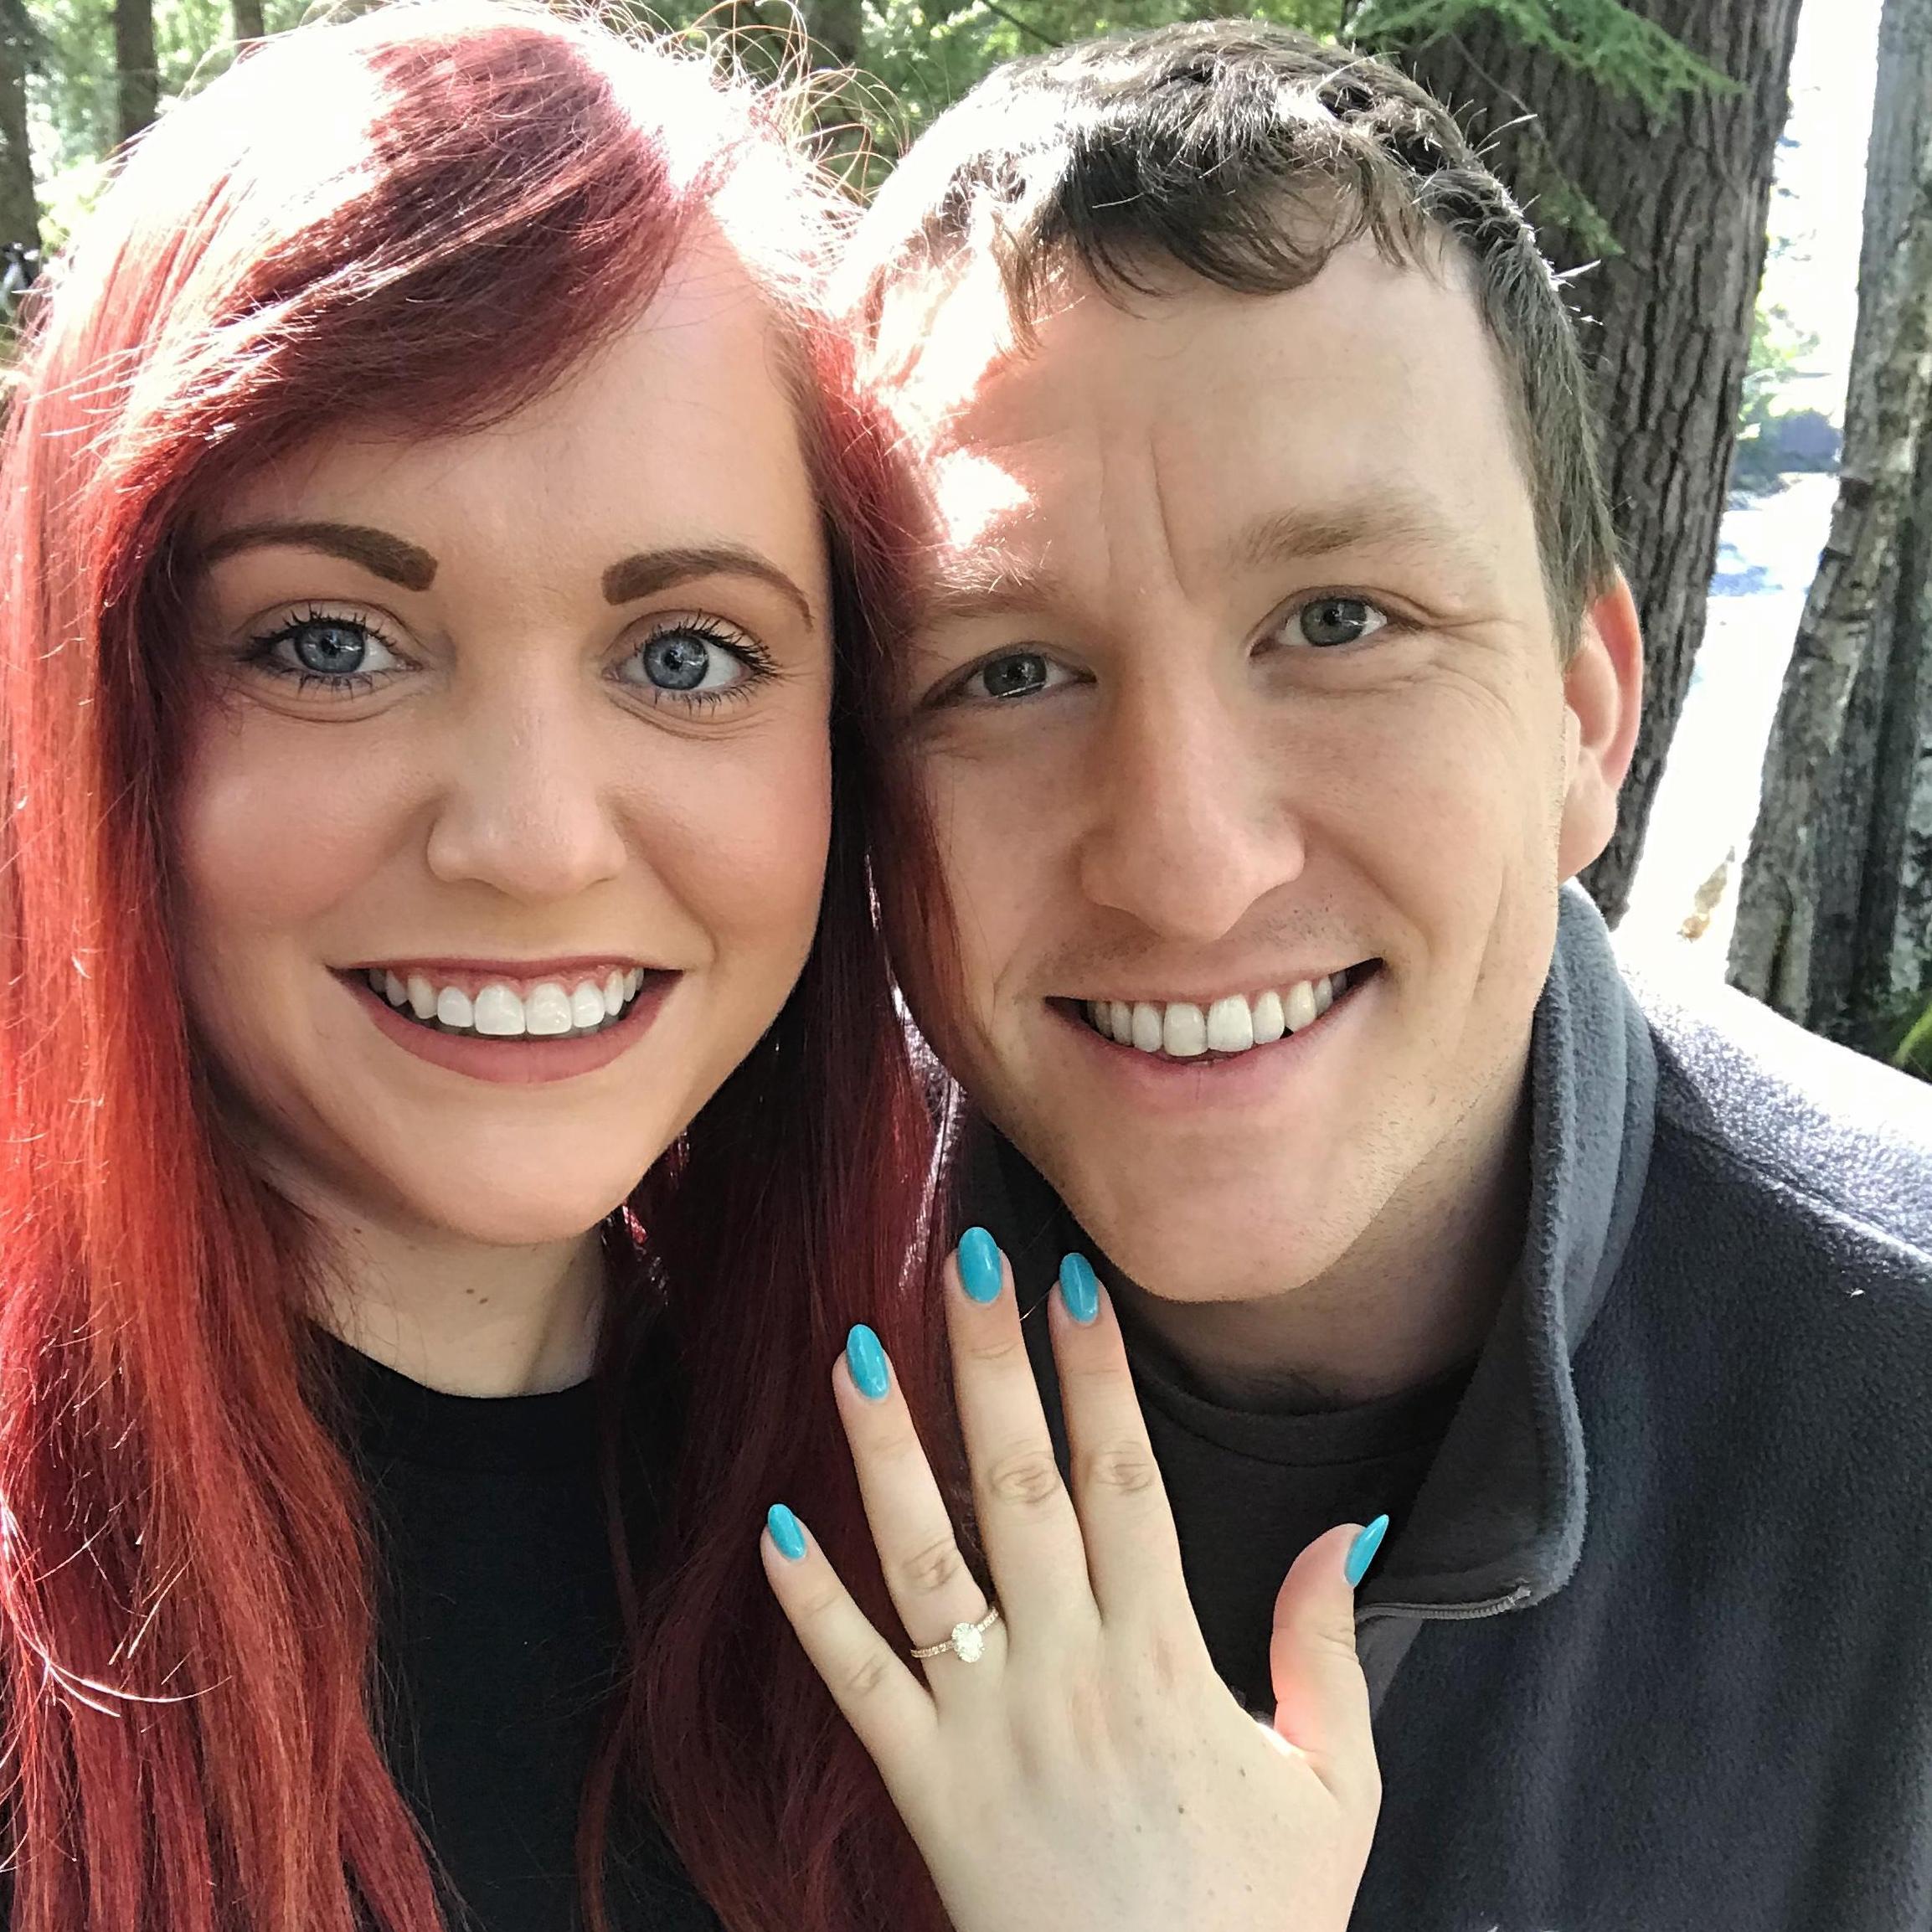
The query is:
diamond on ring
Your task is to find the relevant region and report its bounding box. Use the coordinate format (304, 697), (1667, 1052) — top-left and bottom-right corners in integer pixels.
(909, 1604), (1001, 1664)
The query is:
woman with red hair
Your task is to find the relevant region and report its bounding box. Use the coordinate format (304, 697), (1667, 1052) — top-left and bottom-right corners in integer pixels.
(0, 8), (952, 1928)
(0, 5), (1383, 1928)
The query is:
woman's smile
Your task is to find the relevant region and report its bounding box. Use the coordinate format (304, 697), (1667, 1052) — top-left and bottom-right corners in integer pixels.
(339, 956), (682, 1085)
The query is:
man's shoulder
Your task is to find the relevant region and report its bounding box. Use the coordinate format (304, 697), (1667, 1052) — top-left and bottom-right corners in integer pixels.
(1625, 960), (1932, 1280)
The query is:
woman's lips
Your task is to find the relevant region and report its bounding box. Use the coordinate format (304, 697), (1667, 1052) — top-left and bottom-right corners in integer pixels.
(345, 968), (677, 1084)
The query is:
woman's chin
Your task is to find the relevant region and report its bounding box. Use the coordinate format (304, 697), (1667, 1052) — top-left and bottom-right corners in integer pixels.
(291, 1147), (658, 1255)
(398, 1172), (649, 1250)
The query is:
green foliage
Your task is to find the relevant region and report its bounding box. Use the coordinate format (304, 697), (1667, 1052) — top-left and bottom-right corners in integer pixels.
(9, 0), (1730, 252)
(25, 0), (310, 240)
(1741, 297), (1819, 420)
(1347, 0), (1740, 116)
(1729, 295), (1821, 492)
(852, 0), (1338, 152)
(1886, 990), (1932, 1082)
(651, 0), (1723, 175)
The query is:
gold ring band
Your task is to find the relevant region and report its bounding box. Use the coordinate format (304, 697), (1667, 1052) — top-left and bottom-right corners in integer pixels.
(909, 1605), (1002, 1664)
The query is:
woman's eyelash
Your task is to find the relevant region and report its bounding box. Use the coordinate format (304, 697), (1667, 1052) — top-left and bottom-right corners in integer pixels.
(240, 606), (406, 696)
(620, 614), (779, 710)
(235, 609), (782, 708)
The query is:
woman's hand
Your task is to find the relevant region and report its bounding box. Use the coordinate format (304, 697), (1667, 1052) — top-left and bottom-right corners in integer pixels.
(761, 1229), (1383, 1932)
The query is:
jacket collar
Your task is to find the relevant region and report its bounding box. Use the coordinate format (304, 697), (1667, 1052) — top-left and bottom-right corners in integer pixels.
(1358, 884), (1656, 1620)
(957, 884), (1656, 1625)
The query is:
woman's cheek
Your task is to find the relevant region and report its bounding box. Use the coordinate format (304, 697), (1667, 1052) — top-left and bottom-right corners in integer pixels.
(636, 726), (833, 975)
(172, 714), (415, 940)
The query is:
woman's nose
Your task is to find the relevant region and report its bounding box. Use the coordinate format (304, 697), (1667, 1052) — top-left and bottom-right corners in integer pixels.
(422, 687), (629, 904)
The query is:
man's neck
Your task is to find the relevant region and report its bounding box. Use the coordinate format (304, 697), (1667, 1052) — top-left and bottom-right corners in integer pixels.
(1110, 1072), (1532, 1410)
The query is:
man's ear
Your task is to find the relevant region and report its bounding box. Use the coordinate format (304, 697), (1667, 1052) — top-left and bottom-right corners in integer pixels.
(1556, 572), (1644, 882)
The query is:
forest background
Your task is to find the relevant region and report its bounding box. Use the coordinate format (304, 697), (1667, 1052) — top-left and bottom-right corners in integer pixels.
(4, 0), (1930, 1076)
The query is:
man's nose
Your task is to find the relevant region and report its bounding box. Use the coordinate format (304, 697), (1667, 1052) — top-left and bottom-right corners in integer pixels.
(1074, 668), (1305, 944)
(423, 683), (628, 904)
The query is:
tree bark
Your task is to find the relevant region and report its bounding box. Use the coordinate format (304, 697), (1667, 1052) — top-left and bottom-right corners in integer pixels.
(115, 0), (158, 146)
(232, 0), (265, 44)
(0, 0), (39, 265)
(1401, 0), (1805, 925)
(1730, 0), (1932, 1038)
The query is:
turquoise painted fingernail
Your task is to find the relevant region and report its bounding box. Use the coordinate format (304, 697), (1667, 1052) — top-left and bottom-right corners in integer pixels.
(846, 1322), (891, 1401)
(767, 1503), (807, 1562)
(1344, 1514), (1389, 1588)
(1058, 1252), (1100, 1325)
(957, 1226), (1003, 1304)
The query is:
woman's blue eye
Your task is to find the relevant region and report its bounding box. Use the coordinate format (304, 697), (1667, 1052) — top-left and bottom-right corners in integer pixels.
(1297, 598), (1388, 647)
(290, 621), (373, 674)
(621, 622), (755, 698)
(250, 614), (404, 683)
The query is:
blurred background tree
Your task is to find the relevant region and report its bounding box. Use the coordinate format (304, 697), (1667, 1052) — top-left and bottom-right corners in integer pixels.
(1395, 2), (1806, 926)
(1731, 0), (1932, 1054)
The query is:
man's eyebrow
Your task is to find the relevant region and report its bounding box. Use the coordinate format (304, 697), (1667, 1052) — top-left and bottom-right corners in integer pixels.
(602, 545), (817, 628)
(916, 553), (1064, 626)
(196, 521), (438, 592)
(1227, 496), (1497, 582)
(915, 494), (1498, 626)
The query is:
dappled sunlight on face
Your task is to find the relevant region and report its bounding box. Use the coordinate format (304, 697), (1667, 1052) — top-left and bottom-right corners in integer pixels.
(885, 245), (1579, 1311)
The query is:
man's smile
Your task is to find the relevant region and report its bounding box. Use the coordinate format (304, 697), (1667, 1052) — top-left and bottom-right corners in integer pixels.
(1071, 960), (1380, 1060)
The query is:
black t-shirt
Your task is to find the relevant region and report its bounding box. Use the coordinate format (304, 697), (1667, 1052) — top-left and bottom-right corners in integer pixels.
(979, 1115), (1472, 1719)
(1123, 1332), (1470, 1713)
(334, 1340), (718, 1932)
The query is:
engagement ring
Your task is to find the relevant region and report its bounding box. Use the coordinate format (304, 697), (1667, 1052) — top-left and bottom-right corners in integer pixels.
(909, 1605), (1002, 1664)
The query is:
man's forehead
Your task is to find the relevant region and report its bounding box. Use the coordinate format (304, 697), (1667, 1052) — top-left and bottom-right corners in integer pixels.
(878, 231), (1485, 427)
(886, 240), (1528, 612)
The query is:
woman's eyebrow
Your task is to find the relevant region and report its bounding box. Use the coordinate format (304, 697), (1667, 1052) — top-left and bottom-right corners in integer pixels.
(602, 544), (816, 628)
(196, 521), (438, 591)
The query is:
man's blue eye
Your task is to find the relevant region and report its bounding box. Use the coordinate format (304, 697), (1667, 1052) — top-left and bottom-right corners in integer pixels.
(1298, 598), (1388, 647)
(978, 652), (1051, 699)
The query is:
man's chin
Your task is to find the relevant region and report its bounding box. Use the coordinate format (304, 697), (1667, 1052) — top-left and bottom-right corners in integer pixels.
(1056, 1174), (1368, 1306)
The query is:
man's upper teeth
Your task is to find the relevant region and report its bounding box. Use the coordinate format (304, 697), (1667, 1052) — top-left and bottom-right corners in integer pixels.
(1085, 971), (1348, 1057)
(369, 967), (645, 1038)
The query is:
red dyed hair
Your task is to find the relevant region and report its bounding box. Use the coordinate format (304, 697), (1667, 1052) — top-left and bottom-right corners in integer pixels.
(0, 8), (951, 1929)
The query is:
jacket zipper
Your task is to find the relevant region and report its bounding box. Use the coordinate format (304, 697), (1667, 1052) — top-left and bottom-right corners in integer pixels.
(1358, 1582), (1535, 1627)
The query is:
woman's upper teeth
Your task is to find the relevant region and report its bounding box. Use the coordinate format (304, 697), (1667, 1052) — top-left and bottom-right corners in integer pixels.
(1084, 971), (1349, 1058)
(368, 966), (645, 1037)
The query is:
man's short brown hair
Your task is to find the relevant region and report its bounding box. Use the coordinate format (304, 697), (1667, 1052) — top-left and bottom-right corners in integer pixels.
(848, 20), (1620, 646)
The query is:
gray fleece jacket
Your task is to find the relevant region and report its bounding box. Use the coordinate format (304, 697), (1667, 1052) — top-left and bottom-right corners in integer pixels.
(976, 885), (1932, 1931)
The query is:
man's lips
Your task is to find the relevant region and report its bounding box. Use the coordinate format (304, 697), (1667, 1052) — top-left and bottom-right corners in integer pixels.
(1063, 959), (1382, 1062)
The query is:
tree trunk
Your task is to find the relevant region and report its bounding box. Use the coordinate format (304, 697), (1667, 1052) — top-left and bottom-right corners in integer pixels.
(1401, 0), (1805, 925)
(799, 0), (862, 68)
(232, 0), (265, 44)
(0, 0), (39, 265)
(1730, 0), (1932, 1038)
(115, 0), (158, 146)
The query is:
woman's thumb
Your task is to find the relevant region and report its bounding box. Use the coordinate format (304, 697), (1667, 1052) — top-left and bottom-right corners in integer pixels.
(1268, 1517), (1385, 1809)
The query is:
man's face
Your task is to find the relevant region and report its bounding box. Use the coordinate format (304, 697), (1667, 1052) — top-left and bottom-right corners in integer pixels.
(885, 241), (1633, 1305)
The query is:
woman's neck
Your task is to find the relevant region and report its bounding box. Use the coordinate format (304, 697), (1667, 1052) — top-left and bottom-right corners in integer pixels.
(315, 1213), (605, 1396)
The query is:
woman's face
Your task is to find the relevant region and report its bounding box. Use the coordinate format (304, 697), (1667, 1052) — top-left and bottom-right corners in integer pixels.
(174, 238), (835, 1249)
